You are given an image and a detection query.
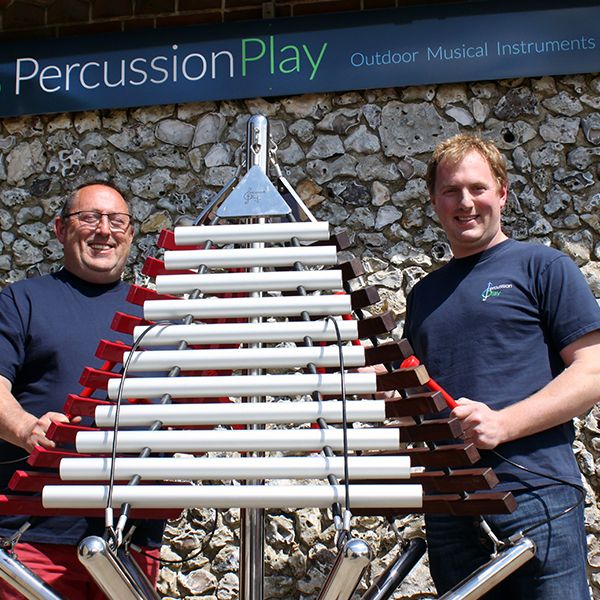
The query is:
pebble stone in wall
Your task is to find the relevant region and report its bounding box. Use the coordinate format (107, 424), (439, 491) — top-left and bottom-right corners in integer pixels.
(0, 73), (599, 599)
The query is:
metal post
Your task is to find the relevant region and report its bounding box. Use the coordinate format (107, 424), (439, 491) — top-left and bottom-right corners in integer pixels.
(317, 538), (371, 600)
(240, 114), (270, 600)
(78, 536), (157, 600)
(361, 537), (426, 600)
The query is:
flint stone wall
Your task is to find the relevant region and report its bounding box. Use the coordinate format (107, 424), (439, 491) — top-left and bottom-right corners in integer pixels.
(0, 74), (599, 599)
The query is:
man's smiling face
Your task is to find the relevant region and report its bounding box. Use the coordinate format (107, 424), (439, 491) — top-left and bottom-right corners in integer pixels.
(431, 150), (508, 258)
(54, 184), (133, 284)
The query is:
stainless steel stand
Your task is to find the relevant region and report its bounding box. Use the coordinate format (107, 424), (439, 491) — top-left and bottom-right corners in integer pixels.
(0, 547), (63, 600)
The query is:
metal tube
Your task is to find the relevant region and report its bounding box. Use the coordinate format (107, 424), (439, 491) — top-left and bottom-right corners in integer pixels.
(317, 538), (372, 600)
(155, 269), (343, 295)
(43, 484), (423, 510)
(133, 320), (359, 346)
(116, 548), (161, 600)
(74, 427), (402, 454)
(105, 372), (376, 400)
(0, 548), (63, 600)
(361, 537), (426, 600)
(241, 506), (264, 600)
(77, 536), (147, 600)
(164, 245), (338, 269)
(439, 537), (536, 600)
(143, 293), (352, 321)
(122, 344), (366, 373)
(174, 221), (330, 245)
(60, 455), (412, 481)
(95, 397), (381, 427)
(246, 114), (269, 172)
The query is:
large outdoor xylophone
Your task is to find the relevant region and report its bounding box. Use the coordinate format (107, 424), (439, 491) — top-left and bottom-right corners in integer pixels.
(0, 116), (531, 600)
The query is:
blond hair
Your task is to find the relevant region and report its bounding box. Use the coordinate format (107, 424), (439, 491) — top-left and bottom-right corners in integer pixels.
(426, 134), (508, 194)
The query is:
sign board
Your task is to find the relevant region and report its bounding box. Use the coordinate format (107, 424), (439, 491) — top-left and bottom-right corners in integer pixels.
(0, 0), (599, 117)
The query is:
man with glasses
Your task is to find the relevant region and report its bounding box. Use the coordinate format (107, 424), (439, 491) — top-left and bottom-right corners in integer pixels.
(0, 183), (163, 598)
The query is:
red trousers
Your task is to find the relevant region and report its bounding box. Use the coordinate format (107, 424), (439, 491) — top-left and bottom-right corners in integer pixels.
(0, 542), (160, 600)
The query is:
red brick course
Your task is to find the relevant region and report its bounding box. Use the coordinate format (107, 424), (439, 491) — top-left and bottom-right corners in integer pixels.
(0, 0), (460, 41)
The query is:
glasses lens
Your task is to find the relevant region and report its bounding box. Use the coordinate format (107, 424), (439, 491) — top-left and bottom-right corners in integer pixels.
(78, 211), (100, 226)
(73, 211), (130, 231)
(108, 213), (131, 230)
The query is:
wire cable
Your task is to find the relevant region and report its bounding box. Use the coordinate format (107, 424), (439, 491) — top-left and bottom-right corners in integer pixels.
(490, 449), (585, 539)
(106, 320), (172, 540)
(0, 456), (28, 465)
(325, 315), (351, 525)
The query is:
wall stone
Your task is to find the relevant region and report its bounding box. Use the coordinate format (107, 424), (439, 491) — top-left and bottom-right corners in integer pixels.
(0, 73), (599, 599)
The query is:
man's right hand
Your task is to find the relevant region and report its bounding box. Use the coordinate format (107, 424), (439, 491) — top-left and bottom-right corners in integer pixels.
(18, 411), (73, 453)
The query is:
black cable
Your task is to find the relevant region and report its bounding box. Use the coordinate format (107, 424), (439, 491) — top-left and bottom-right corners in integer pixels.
(0, 456), (28, 465)
(106, 320), (173, 534)
(324, 315), (351, 520)
(490, 449), (585, 537)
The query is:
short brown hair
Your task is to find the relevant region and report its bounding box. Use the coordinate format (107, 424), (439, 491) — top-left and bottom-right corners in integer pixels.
(60, 181), (130, 219)
(426, 134), (508, 195)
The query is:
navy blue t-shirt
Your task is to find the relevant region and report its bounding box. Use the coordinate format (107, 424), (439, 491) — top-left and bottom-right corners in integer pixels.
(403, 239), (600, 490)
(0, 268), (163, 546)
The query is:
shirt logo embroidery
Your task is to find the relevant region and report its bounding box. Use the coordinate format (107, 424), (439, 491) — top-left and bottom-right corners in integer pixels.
(481, 281), (513, 302)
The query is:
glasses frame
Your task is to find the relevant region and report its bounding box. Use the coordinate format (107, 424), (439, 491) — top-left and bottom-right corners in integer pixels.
(64, 210), (132, 232)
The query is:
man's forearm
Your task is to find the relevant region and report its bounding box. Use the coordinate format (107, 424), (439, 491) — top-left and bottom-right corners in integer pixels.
(499, 354), (600, 442)
(502, 330), (600, 441)
(454, 330), (600, 449)
(0, 377), (37, 450)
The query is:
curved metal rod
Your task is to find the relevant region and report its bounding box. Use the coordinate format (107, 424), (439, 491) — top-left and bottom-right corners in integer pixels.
(361, 537), (426, 600)
(438, 537), (536, 600)
(0, 547), (63, 600)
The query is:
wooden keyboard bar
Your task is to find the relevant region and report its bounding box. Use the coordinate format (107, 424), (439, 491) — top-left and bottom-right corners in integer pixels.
(79, 367), (121, 390)
(398, 417), (464, 443)
(353, 492), (517, 516)
(111, 312), (153, 335)
(376, 366), (430, 390)
(337, 258), (365, 281)
(384, 392), (447, 418)
(46, 422), (99, 445)
(127, 284), (177, 306)
(411, 468), (500, 493)
(0, 495), (179, 519)
(357, 313), (396, 338)
(28, 447), (92, 469)
(357, 468), (499, 493)
(350, 286), (380, 310)
(364, 340), (414, 365)
(373, 444), (482, 468)
(310, 230), (351, 251)
(142, 256), (193, 277)
(96, 340), (130, 363)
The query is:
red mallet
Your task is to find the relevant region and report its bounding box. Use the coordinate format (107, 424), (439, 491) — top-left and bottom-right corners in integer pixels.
(400, 355), (458, 410)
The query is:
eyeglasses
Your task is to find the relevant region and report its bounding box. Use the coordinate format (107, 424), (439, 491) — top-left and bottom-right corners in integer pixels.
(65, 211), (132, 232)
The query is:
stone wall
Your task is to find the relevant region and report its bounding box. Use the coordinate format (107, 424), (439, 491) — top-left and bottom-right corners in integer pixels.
(0, 73), (599, 599)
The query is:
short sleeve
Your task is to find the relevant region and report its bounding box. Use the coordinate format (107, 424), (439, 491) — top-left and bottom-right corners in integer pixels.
(536, 255), (600, 351)
(0, 287), (27, 383)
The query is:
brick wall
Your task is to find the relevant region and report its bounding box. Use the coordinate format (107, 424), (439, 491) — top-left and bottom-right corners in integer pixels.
(0, 0), (460, 41)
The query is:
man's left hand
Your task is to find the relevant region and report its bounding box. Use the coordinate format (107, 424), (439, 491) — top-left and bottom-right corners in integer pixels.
(451, 397), (509, 449)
